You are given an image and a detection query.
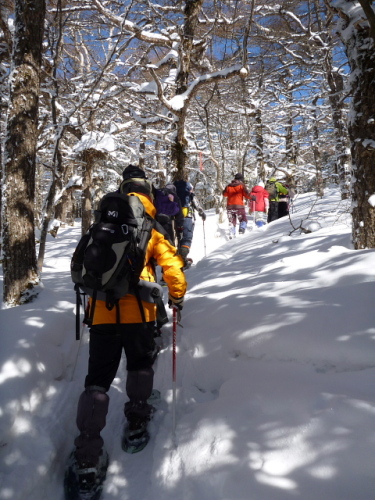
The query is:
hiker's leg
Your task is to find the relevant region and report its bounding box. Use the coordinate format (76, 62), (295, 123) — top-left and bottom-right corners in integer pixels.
(179, 216), (194, 258)
(278, 200), (289, 218)
(85, 325), (122, 390)
(74, 387), (109, 465)
(256, 211), (267, 227)
(74, 325), (121, 464)
(268, 201), (279, 222)
(238, 207), (248, 232)
(122, 322), (156, 420)
(227, 208), (236, 229)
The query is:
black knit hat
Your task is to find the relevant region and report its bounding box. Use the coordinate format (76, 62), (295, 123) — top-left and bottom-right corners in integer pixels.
(234, 173), (244, 180)
(122, 164), (147, 180)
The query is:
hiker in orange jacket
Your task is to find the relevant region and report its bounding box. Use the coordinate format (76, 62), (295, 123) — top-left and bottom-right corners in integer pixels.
(73, 165), (187, 488)
(223, 173), (251, 236)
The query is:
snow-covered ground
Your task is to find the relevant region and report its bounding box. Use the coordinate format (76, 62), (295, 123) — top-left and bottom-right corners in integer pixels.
(1, 186), (375, 500)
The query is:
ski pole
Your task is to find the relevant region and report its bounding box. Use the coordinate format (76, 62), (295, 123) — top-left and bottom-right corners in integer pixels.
(172, 306), (178, 438)
(202, 219), (207, 257)
(252, 199), (256, 227)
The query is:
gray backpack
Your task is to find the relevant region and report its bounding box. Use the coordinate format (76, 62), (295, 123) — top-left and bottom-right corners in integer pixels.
(265, 180), (278, 199)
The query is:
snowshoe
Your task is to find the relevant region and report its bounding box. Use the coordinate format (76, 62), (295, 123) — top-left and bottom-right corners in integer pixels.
(121, 390), (161, 454)
(64, 448), (109, 500)
(122, 420), (150, 454)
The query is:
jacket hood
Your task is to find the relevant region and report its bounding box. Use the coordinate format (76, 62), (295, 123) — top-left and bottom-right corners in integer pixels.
(228, 179), (243, 187)
(252, 185), (265, 193)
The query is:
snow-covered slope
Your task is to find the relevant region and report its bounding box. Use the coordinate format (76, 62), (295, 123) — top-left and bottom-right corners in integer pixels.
(1, 187), (375, 500)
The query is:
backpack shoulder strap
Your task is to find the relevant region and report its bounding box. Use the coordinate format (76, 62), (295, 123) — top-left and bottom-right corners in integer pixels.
(153, 218), (171, 240)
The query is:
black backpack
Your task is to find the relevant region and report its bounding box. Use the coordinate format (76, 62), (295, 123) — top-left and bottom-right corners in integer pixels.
(265, 180), (278, 199)
(71, 192), (166, 337)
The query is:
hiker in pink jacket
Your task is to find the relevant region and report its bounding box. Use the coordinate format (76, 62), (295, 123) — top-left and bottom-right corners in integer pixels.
(249, 181), (269, 227)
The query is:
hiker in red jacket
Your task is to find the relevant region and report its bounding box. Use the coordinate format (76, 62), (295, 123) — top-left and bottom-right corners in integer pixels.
(249, 181), (269, 228)
(223, 173), (251, 237)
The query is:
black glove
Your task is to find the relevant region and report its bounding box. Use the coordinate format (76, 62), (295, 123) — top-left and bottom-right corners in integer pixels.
(198, 209), (206, 221)
(168, 294), (184, 310)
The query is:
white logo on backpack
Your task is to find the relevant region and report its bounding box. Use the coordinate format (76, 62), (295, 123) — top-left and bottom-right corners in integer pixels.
(108, 210), (118, 217)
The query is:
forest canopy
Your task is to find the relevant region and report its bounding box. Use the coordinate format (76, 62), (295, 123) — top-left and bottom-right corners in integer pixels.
(1, 0), (375, 304)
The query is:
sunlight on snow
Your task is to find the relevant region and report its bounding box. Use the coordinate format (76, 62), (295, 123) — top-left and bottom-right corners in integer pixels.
(238, 312), (305, 339)
(0, 487), (13, 499)
(25, 317), (45, 328)
(255, 472), (297, 490)
(106, 460), (129, 492)
(37, 464), (48, 476)
(13, 416), (32, 436)
(46, 385), (57, 397)
(157, 420), (237, 488)
(308, 465), (337, 479)
(4, 448), (25, 466)
(29, 391), (42, 412)
(17, 339), (32, 348)
(191, 344), (206, 358)
(0, 359), (32, 384)
(186, 420), (237, 472)
(37, 362), (46, 373)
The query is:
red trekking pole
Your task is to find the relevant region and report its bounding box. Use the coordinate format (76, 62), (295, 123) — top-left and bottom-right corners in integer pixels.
(172, 306), (178, 437)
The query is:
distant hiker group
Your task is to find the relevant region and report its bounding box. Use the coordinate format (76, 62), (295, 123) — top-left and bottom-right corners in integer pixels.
(223, 173), (293, 236)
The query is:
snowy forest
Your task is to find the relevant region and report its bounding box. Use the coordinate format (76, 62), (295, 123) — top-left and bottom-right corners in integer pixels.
(0, 0), (375, 306)
(1, 2), (375, 499)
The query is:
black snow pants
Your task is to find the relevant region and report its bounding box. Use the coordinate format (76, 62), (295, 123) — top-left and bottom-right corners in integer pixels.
(74, 322), (156, 465)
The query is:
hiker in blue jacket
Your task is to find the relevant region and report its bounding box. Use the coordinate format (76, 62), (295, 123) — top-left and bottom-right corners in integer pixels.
(173, 179), (206, 264)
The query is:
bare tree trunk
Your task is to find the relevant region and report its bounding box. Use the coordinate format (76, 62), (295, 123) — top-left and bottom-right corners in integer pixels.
(330, 0), (375, 249)
(81, 150), (95, 235)
(37, 0), (66, 271)
(315, 0), (351, 198)
(255, 108), (265, 180)
(285, 90), (297, 169)
(139, 124), (146, 168)
(202, 95), (225, 216)
(325, 64), (351, 199)
(171, 111), (189, 181)
(172, 0), (204, 180)
(312, 97), (324, 198)
(350, 54), (375, 248)
(37, 150), (63, 271)
(2, 0), (45, 305)
(0, 92), (3, 257)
